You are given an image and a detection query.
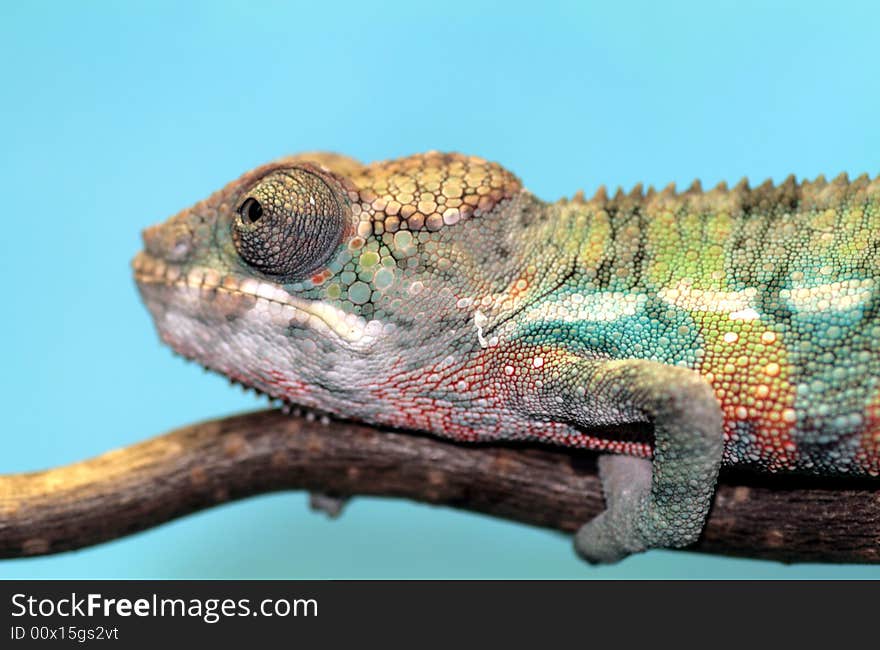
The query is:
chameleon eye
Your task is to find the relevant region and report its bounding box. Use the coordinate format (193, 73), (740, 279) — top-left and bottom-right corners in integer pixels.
(231, 168), (346, 279)
(238, 197), (263, 224)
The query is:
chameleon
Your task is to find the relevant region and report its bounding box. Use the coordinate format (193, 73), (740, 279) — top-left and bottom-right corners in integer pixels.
(133, 151), (880, 563)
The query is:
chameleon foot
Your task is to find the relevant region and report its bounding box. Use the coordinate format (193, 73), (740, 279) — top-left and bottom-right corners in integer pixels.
(575, 455), (653, 563)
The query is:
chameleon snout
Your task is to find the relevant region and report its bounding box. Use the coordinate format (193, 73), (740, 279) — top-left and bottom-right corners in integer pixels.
(141, 220), (194, 264)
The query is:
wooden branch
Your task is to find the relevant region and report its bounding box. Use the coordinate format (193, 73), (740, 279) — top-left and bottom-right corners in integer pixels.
(0, 409), (877, 563)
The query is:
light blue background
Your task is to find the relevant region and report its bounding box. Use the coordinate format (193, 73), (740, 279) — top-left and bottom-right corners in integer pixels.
(1, 1), (877, 578)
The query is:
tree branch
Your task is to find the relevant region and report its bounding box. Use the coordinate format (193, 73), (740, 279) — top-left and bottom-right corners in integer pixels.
(0, 409), (877, 563)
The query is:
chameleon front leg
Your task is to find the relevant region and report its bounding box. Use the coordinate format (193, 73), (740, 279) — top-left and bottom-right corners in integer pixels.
(527, 358), (724, 563)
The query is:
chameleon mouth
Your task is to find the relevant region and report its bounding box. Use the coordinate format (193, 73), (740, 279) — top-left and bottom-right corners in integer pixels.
(131, 251), (381, 347)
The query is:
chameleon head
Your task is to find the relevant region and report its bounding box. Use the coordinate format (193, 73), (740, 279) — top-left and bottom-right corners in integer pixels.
(132, 152), (531, 422)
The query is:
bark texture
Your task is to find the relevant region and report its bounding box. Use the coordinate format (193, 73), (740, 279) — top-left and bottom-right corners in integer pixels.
(0, 409), (877, 563)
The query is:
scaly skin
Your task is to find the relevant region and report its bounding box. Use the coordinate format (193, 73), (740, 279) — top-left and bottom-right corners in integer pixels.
(133, 152), (880, 562)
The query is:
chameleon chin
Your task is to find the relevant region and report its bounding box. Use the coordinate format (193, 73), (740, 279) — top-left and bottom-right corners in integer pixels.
(133, 151), (880, 564)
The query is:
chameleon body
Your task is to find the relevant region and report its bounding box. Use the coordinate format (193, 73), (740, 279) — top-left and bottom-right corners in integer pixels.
(134, 152), (880, 562)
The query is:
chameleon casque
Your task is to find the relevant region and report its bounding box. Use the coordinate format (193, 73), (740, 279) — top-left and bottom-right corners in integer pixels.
(133, 151), (880, 563)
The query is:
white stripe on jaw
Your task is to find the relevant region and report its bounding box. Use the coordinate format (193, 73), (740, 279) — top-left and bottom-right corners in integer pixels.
(137, 261), (383, 349)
